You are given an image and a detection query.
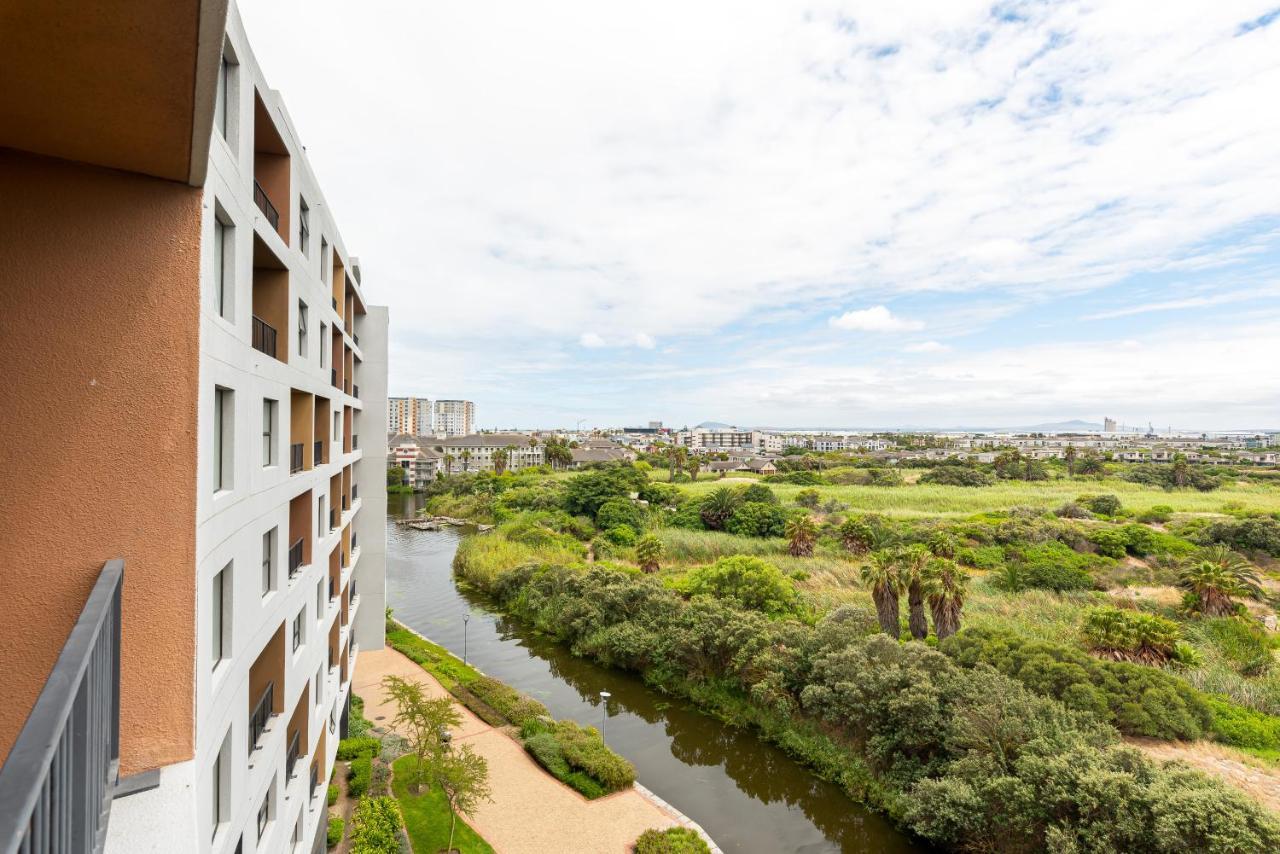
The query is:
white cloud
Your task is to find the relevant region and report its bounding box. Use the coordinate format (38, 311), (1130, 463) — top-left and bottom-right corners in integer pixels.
(830, 306), (924, 332)
(904, 340), (949, 353)
(633, 332), (656, 349)
(579, 332), (606, 348)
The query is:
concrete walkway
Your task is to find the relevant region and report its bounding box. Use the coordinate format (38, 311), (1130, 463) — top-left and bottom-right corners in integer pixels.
(354, 646), (678, 853)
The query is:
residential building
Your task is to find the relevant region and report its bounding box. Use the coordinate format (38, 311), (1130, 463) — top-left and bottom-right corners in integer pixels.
(0, 5), (387, 854)
(389, 434), (444, 486)
(388, 396), (432, 436)
(439, 433), (543, 473)
(1104, 417), (1118, 432)
(433, 399), (475, 437)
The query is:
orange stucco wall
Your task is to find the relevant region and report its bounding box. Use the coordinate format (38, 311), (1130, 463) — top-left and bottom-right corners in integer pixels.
(0, 149), (200, 775)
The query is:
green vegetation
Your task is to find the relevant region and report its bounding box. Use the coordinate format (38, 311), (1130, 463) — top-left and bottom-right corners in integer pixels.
(326, 816), (344, 848)
(634, 827), (711, 853)
(348, 754), (373, 798)
(418, 459), (1280, 851)
(349, 795), (404, 854)
(326, 783), (339, 806)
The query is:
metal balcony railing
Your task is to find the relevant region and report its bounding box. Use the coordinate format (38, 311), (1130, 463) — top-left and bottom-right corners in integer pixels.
(313, 440), (323, 466)
(328, 575), (336, 601)
(253, 180), (279, 232)
(352, 384), (359, 399)
(352, 483), (358, 500)
(290, 443), (303, 474)
(248, 682), (274, 755)
(285, 730), (300, 780)
(0, 560), (122, 854)
(251, 316), (277, 358)
(330, 368), (338, 388)
(309, 765), (319, 801)
(331, 297), (337, 311)
(329, 508), (337, 531)
(353, 333), (360, 347)
(353, 435), (359, 451)
(287, 538), (304, 578)
(352, 533), (358, 552)
(341, 495), (348, 511)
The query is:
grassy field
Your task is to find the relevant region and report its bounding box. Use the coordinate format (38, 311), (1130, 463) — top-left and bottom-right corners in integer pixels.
(392, 754), (494, 854)
(653, 472), (1280, 517)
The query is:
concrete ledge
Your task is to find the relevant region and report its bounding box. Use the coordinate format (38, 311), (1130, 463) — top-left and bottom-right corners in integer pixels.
(634, 782), (722, 854)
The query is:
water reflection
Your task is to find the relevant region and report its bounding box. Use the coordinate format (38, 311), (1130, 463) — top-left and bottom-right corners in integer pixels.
(385, 494), (921, 853)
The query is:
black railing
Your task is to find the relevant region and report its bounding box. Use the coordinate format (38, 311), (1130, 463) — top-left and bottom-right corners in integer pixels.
(353, 333), (360, 347)
(330, 368), (337, 388)
(329, 575), (336, 600)
(352, 533), (358, 552)
(313, 440), (323, 466)
(309, 765), (319, 800)
(352, 384), (359, 399)
(352, 484), (359, 500)
(353, 435), (359, 450)
(290, 443), (303, 474)
(287, 538), (303, 578)
(253, 180), (279, 231)
(248, 682), (274, 755)
(0, 560), (121, 854)
(331, 297), (337, 310)
(329, 508), (337, 531)
(251, 316), (277, 358)
(285, 730), (300, 779)
(351, 580), (358, 602)
(342, 495), (348, 511)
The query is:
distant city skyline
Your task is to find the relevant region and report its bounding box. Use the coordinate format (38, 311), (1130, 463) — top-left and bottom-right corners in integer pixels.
(242, 1), (1280, 431)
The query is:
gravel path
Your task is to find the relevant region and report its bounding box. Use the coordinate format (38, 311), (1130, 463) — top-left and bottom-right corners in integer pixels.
(1128, 737), (1280, 815)
(354, 647), (679, 853)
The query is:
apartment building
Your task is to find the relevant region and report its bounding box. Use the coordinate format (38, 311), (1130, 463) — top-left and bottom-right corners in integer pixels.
(440, 433), (544, 473)
(388, 395), (432, 436)
(433, 399), (476, 437)
(0, 4), (387, 854)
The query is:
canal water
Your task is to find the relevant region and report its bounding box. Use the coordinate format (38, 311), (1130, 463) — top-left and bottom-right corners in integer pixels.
(386, 494), (920, 853)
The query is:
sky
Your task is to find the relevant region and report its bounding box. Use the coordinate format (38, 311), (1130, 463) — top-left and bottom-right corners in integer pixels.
(237, 1), (1280, 431)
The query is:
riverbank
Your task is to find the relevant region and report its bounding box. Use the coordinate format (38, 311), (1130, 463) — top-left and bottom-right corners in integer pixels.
(354, 644), (685, 853)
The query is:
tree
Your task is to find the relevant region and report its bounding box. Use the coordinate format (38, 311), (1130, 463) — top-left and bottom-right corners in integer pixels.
(685, 455), (702, 481)
(861, 550), (902, 637)
(1076, 451), (1105, 476)
(785, 514), (817, 557)
(636, 534), (663, 573)
(897, 544), (932, 640)
(684, 555), (799, 616)
(1172, 453), (1190, 488)
(460, 450), (472, 473)
(444, 453), (456, 475)
(1177, 545), (1262, 616)
(668, 446), (687, 482)
(381, 675), (462, 794)
(1064, 444), (1078, 477)
(795, 488), (820, 509)
(921, 559), (967, 640)
(432, 744), (492, 854)
(387, 464), (406, 487)
(994, 449), (1023, 479)
(839, 516), (881, 554)
(543, 438), (573, 470)
(492, 446), (510, 475)
(699, 486), (741, 531)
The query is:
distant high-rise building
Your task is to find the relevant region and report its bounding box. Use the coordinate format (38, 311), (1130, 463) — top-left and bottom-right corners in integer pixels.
(648, 420), (663, 430)
(389, 396), (432, 435)
(434, 399), (475, 437)
(1104, 417), (1117, 432)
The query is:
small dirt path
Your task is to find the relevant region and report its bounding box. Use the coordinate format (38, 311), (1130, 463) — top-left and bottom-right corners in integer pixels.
(354, 646), (678, 853)
(1127, 737), (1280, 814)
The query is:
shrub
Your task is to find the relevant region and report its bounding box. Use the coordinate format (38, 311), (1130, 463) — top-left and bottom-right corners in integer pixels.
(1082, 493), (1123, 516)
(347, 754), (373, 798)
(596, 497), (645, 532)
(1202, 517), (1280, 557)
(337, 737), (382, 761)
(523, 731), (607, 798)
(740, 483), (778, 504)
(349, 795), (402, 854)
(682, 555), (799, 617)
(1138, 504), (1175, 524)
(1055, 501), (1092, 519)
(552, 720), (636, 791)
(725, 501), (789, 537)
(1089, 527), (1129, 559)
(1081, 606), (1181, 665)
(606, 524), (637, 546)
(327, 783), (339, 806)
(634, 827), (711, 853)
(1194, 618), (1275, 676)
(1203, 695), (1280, 751)
(762, 470), (829, 485)
(863, 468), (904, 487)
(956, 544), (1003, 570)
(468, 675), (550, 727)
(563, 466), (649, 517)
(795, 488), (820, 509)
(327, 816), (344, 848)
(997, 542), (1098, 592)
(919, 466), (992, 487)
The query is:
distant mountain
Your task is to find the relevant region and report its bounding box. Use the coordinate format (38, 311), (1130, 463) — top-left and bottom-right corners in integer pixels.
(695, 421), (738, 430)
(1015, 419), (1105, 432)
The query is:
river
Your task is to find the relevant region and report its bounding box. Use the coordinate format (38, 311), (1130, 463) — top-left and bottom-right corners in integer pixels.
(385, 494), (921, 853)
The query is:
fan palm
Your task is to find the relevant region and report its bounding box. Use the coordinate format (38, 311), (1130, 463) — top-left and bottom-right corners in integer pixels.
(1178, 545), (1261, 616)
(636, 535), (663, 573)
(861, 550), (902, 638)
(921, 558), (968, 640)
(699, 486), (741, 531)
(895, 544), (932, 640)
(785, 514), (817, 557)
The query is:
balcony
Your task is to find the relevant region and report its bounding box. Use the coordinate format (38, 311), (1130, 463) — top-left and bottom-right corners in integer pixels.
(290, 443), (303, 474)
(287, 538), (304, 579)
(309, 765), (320, 801)
(330, 368), (337, 388)
(0, 561), (121, 854)
(329, 508), (337, 531)
(314, 440), (324, 467)
(352, 483), (359, 501)
(353, 434), (359, 451)
(352, 384), (359, 400)
(251, 315), (277, 358)
(331, 296), (337, 311)
(328, 574), (336, 601)
(353, 333), (360, 347)
(341, 495), (348, 512)
(285, 729), (301, 780)
(252, 180), (279, 232)
(248, 681), (275, 755)
(352, 532), (358, 552)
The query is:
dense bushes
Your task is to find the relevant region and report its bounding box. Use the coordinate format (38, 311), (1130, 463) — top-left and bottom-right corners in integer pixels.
(462, 560), (1280, 852)
(521, 719), (636, 796)
(1202, 516), (1280, 556)
(337, 737), (381, 761)
(349, 796), (403, 854)
(468, 675), (550, 727)
(941, 627), (1211, 740)
(347, 754), (373, 797)
(995, 541), (1100, 591)
(634, 827), (711, 853)
(725, 501), (789, 537)
(680, 555), (799, 617)
(597, 497), (646, 532)
(326, 816), (344, 848)
(1203, 695), (1280, 752)
(523, 730), (605, 798)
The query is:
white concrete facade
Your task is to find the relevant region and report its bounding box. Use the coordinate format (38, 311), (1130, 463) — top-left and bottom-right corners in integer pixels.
(106, 5), (386, 854)
(433, 399), (475, 437)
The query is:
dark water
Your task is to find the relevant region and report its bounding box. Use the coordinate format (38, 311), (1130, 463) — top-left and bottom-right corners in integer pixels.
(386, 493), (920, 853)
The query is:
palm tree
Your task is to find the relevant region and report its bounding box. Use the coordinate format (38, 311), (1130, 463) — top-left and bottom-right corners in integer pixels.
(699, 486), (741, 531)
(785, 514), (817, 557)
(636, 535), (663, 573)
(686, 456), (702, 482)
(861, 550), (902, 638)
(1178, 545), (1262, 616)
(444, 453), (456, 475)
(460, 450), (471, 472)
(922, 559), (968, 640)
(492, 447), (509, 475)
(1172, 453), (1190, 488)
(1064, 444), (1078, 477)
(838, 517), (877, 554)
(897, 544), (932, 640)
(668, 446), (687, 482)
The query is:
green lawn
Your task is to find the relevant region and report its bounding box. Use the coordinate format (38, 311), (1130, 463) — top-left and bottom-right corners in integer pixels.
(659, 473), (1280, 517)
(392, 755), (494, 854)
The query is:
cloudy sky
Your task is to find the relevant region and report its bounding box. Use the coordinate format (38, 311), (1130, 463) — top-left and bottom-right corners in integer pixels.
(238, 1), (1280, 431)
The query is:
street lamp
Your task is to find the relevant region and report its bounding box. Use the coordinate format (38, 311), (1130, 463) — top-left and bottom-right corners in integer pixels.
(463, 613), (471, 666)
(599, 691), (612, 742)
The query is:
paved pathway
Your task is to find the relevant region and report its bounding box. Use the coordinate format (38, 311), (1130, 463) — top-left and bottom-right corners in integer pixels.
(354, 646), (679, 853)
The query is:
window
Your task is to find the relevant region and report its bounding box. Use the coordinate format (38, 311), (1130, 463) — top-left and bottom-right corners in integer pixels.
(315, 665), (323, 708)
(292, 611), (304, 653)
(320, 237), (329, 282)
(319, 323), (327, 367)
(316, 580), (324, 622)
(298, 198), (310, 255)
(318, 496), (327, 534)
(211, 735), (229, 841)
(261, 528), (277, 596)
(212, 563), (230, 669)
(214, 54), (228, 139)
(261, 398), (277, 467)
(212, 215), (234, 321)
(256, 788), (270, 841)
(213, 387), (234, 492)
(297, 301), (308, 357)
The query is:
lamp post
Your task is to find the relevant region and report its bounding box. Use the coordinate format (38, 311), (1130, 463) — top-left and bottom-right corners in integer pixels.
(463, 613), (471, 666)
(599, 690), (611, 742)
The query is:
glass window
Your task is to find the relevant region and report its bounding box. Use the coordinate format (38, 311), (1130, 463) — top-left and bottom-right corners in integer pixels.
(297, 301), (308, 357)
(214, 387), (233, 491)
(212, 563), (230, 669)
(261, 398), (276, 467)
(292, 612), (303, 652)
(298, 198), (310, 255)
(261, 528), (276, 595)
(214, 55), (228, 138)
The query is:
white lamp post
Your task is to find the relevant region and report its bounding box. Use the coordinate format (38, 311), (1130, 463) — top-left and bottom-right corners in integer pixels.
(599, 690), (612, 742)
